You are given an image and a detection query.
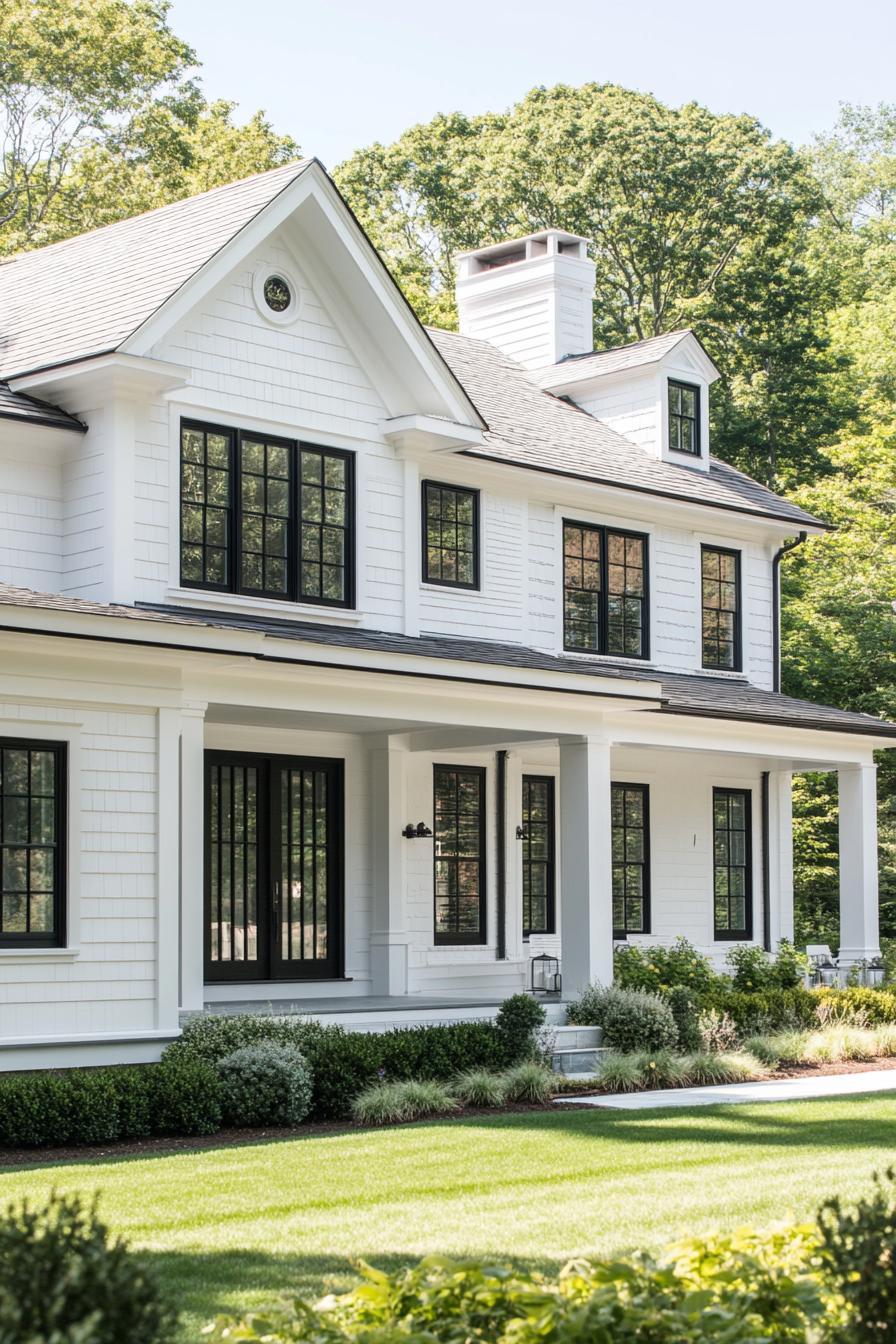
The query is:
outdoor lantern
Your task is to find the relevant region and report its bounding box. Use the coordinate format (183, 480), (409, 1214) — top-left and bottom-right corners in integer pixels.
(530, 952), (561, 996)
(401, 821), (433, 839)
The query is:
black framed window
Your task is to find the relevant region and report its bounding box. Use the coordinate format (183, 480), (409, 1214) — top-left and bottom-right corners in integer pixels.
(612, 782), (649, 937)
(713, 787), (752, 940)
(422, 481), (479, 588)
(433, 765), (486, 944)
(522, 775), (555, 937)
(701, 546), (741, 671)
(0, 741), (65, 948)
(668, 380), (700, 455)
(180, 420), (353, 607)
(563, 521), (648, 657)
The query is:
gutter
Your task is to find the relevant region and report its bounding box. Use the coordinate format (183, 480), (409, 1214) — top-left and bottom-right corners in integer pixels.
(761, 771), (771, 952)
(496, 751), (507, 961)
(772, 531), (808, 692)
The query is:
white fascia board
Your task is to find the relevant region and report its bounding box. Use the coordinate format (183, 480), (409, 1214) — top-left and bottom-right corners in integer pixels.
(534, 332), (720, 395)
(9, 353), (190, 405)
(381, 414), (485, 454)
(607, 710), (894, 760)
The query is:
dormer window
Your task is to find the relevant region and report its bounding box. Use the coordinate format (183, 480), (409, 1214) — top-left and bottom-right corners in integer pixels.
(668, 380), (700, 456)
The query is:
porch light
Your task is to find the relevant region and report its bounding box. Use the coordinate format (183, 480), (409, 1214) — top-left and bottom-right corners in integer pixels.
(401, 821), (433, 839)
(530, 952), (561, 996)
(515, 824), (528, 840)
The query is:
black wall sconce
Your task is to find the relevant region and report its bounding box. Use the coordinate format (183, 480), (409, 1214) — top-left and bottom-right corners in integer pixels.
(515, 824), (528, 840)
(401, 821), (433, 839)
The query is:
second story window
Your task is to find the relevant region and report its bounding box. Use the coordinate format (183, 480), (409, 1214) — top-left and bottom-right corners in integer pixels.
(422, 482), (479, 588)
(668, 380), (700, 456)
(0, 741), (66, 948)
(701, 546), (741, 671)
(563, 521), (648, 658)
(180, 421), (353, 607)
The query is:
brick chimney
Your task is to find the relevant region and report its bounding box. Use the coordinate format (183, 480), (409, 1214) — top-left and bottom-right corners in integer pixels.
(455, 230), (595, 370)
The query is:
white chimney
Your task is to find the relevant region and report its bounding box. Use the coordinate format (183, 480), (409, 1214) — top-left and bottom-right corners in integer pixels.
(455, 229), (596, 370)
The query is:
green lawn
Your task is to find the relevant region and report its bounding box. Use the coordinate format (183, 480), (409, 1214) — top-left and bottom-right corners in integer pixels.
(1, 1095), (895, 1340)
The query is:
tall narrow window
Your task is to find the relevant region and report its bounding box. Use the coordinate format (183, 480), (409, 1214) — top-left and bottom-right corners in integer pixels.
(180, 420), (353, 607)
(713, 787), (752, 940)
(611, 782), (649, 937)
(433, 765), (486, 944)
(701, 546), (741, 671)
(522, 775), (555, 937)
(422, 482), (479, 588)
(563, 521), (648, 657)
(668, 380), (700, 455)
(0, 741), (65, 947)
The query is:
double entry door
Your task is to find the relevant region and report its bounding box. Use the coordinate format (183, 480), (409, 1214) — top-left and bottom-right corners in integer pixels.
(204, 751), (343, 982)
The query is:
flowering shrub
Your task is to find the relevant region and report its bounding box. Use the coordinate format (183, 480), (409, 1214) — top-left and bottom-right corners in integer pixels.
(614, 937), (719, 993)
(567, 984), (678, 1051)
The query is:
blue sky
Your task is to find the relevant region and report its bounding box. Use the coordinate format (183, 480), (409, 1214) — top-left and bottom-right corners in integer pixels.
(169, 0), (896, 168)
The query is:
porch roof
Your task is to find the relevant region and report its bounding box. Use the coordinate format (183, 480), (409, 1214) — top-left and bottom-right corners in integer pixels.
(0, 581), (892, 741)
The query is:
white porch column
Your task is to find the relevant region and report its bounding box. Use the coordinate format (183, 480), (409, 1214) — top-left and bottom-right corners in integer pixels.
(838, 762), (881, 964)
(766, 770), (794, 948)
(503, 751), (526, 963)
(156, 708), (181, 1031)
(559, 734), (613, 996)
(179, 701), (207, 1012)
(369, 738), (410, 995)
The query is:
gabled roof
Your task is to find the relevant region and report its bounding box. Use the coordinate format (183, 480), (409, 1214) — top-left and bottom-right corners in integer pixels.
(429, 329), (823, 530)
(0, 581), (891, 738)
(0, 381), (85, 431)
(0, 162), (313, 380)
(531, 329), (719, 389)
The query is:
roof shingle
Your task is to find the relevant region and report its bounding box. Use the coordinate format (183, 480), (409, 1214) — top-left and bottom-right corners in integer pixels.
(0, 382), (85, 431)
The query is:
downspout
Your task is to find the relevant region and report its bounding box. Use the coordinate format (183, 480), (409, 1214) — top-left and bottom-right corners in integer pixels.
(771, 531), (808, 692)
(496, 750), (507, 961)
(761, 771), (772, 952)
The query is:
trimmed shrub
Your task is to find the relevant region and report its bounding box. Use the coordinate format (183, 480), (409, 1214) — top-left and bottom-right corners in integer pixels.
(495, 993), (546, 1061)
(105, 1066), (154, 1139)
(0, 1071), (72, 1148)
(0, 1191), (175, 1343)
(150, 1054), (221, 1136)
(217, 1043), (313, 1128)
(665, 985), (701, 1051)
(167, 1012), (323, 1065)
(614, 937), (719, 994)
(351, 1079), (458, 1126)
(500, 1061), (555, 1104)
(696, 986), (817, 1034)
(568, 984), (678, 1052)
(451, 1069), (507, 1107)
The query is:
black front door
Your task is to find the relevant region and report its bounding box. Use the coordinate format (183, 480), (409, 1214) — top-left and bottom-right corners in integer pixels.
(204, 751), (343, 982)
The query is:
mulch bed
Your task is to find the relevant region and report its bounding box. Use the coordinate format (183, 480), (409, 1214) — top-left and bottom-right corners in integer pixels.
(2, 1059), (894, 1169)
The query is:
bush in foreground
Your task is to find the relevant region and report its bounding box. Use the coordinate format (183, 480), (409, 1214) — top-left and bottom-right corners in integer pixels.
(0, 1191), (174, 1343)
(567, 983), (679, 1052)
(218, 1042), (313, 1128)
(351, 1079), (459, 1125)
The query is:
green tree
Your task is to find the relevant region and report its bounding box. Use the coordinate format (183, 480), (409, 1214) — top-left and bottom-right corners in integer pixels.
(336, 82), (834, 484)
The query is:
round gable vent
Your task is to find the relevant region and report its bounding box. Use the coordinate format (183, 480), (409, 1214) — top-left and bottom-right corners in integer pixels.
(252, 264), (301, 325)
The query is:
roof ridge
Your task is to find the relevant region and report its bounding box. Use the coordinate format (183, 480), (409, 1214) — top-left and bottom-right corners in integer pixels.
(0, 159), (312, 265)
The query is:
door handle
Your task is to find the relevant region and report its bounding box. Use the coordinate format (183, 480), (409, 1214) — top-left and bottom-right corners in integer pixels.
(272, 880), (281, 938)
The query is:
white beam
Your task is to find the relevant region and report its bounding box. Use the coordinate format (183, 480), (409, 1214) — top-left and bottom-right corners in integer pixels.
(369, 739), (410, 994)
(156, 708), (181, 1031)
(179, 701), (207, 1011)
(559, 735), (613, 996)
(838, 763), (881, 964)
(766, 770), (794, 948)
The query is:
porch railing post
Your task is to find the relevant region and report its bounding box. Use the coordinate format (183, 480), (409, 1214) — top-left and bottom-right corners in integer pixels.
(559, 734), (613, 997)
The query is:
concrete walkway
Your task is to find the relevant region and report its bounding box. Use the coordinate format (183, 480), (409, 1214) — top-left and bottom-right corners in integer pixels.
(556, 1068), (896, 1110)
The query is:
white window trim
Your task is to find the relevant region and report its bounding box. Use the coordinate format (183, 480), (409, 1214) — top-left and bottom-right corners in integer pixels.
(0, 716), (82, 961)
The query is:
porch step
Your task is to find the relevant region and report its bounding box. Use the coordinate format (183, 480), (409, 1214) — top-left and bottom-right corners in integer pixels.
(551, 1025), (603, 1049)
(550, 1046), (612, 1076)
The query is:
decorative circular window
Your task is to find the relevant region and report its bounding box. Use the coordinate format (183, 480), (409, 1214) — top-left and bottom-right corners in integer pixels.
(252, 264), (301, 325)
(263, 274), (292, 313)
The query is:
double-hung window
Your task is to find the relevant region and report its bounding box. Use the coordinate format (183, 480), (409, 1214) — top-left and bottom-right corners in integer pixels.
(422, 481), (479, 588)
(668, 380), (700, 455)
(611, 782), (650, 937)
(0, 741), (66, 948)
(701, 546), (741, 671)
(522, 775), (555, 937)
(433, 765), (486, 944)
(713, 787), (752, 940)
(563, 521), (648, 657)
(180, 420), (354, 607)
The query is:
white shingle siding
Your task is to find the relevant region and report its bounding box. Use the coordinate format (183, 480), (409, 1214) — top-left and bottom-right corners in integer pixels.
(0, 457), (63, 590)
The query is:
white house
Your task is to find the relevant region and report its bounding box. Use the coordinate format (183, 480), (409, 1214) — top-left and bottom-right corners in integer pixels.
(0, 159), (892, 1071)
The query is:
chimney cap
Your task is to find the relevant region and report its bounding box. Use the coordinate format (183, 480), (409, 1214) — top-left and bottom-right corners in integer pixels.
(456, 228), (590, 270)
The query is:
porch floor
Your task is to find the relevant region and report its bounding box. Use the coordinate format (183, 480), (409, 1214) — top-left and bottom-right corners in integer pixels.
(186, 993), (564, 1030)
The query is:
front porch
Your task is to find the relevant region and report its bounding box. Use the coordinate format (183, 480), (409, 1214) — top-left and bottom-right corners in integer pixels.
(168, 664), (884, 1035)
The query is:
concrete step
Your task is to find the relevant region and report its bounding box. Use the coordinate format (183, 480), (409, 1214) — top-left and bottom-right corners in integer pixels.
(551, 1046), (612, 1076)
(551, 1025), (603, 1049)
